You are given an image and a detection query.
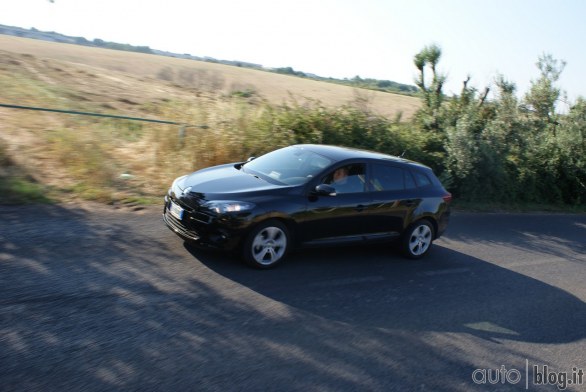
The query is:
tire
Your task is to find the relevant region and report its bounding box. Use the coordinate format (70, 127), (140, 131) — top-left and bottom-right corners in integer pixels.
(401, 220), (435, 259)
(242, 220), (290, 268)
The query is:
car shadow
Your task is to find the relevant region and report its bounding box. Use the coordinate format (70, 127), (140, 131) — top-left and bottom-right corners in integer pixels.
(186, 241), (586, 345)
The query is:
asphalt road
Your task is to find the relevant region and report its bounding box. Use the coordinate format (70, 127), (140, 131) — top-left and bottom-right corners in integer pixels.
(1, 204), (585, 391)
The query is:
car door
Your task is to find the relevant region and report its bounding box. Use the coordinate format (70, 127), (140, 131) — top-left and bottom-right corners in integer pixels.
(364, 162), (420, 238)
(298, 163), (373, 245)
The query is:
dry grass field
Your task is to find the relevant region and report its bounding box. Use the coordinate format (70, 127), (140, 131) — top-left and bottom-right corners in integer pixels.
(0, 35), (419, 118)
(0, 35), (421, 204)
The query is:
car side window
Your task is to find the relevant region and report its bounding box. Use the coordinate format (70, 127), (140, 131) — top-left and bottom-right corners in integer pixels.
(322, 164), (366, 193)
(405, 170), (417, 189)
(412, 171), (432, 188)
(369, 164), (405, 191)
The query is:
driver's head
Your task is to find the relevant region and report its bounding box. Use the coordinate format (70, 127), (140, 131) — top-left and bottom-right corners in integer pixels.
(333, 167), (349, 183)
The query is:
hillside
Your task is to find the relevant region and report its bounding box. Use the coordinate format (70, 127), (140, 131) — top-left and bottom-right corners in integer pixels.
(0, 35), (420, 119)
(0, 35), (421, 204)
(0, 24), (418, 95)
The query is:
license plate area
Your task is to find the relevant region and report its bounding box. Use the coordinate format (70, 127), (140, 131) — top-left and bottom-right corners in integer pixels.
(169, 201), (184, 220)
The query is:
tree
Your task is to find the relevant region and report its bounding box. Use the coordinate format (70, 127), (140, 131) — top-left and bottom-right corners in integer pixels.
(413, 45), (445, 105)
(523, 54), (566, 135)
(413, 44), (447, 132)
(545, 97), (586, 204)
(408, 44), (586, 206)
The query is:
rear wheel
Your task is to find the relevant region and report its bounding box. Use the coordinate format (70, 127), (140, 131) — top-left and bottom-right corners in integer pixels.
(242, 220), (289, 268)
(401, 220), (434, 259)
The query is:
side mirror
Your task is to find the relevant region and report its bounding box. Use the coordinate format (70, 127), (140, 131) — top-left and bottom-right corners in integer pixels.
(246, 156), (256, 162)
(314, 184), (337, 196)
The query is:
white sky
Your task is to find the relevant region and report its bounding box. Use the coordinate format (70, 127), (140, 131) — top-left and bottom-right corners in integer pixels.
(1, 0), (586, 102)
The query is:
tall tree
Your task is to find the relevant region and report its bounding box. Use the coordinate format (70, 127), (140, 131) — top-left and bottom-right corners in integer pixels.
(523, 54), (566, 135)
(413, 44), (446, 132)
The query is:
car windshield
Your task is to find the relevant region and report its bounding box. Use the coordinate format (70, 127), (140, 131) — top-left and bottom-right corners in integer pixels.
(243, 146), (333, 185)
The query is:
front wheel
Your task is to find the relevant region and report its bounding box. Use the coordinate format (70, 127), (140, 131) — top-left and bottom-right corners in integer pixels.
(242, 220), (290, 268)
(401, 220), (435, 259)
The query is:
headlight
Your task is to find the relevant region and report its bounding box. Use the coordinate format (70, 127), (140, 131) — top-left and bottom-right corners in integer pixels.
(203, 200), (256, 214)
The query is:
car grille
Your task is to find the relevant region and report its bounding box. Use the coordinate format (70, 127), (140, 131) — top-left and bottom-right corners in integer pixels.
(164, 194), (217, 241)
(163, 209), (200, 241)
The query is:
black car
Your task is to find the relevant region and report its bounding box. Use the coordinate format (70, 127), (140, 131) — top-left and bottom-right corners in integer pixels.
(164, 144), (451, 268)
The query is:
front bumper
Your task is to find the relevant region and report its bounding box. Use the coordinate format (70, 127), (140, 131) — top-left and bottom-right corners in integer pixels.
(163, 205), (200, 242)
(163, 195), (244, 250)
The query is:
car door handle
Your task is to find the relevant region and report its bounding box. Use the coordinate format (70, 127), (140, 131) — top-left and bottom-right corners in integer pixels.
(354, 204), (365, 212)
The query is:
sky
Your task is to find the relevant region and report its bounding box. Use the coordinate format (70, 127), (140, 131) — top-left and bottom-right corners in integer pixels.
(1, 0), (586, 103)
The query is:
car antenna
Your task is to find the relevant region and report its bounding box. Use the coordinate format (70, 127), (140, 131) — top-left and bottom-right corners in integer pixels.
(399, 150), (406, 158)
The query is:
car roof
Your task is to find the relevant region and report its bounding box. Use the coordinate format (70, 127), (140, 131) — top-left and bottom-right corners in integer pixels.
(295, 144), (430, 170)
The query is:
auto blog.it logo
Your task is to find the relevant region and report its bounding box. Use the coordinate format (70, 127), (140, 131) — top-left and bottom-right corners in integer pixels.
(472, 361), (584, 390)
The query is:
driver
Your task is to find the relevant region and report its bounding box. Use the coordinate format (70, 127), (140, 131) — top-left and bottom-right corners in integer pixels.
(332, 167), (349, 185)
(327, 166), (363, 193)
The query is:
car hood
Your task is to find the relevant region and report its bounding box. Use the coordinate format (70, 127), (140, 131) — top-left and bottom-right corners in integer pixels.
(178, 164), (285, 195)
